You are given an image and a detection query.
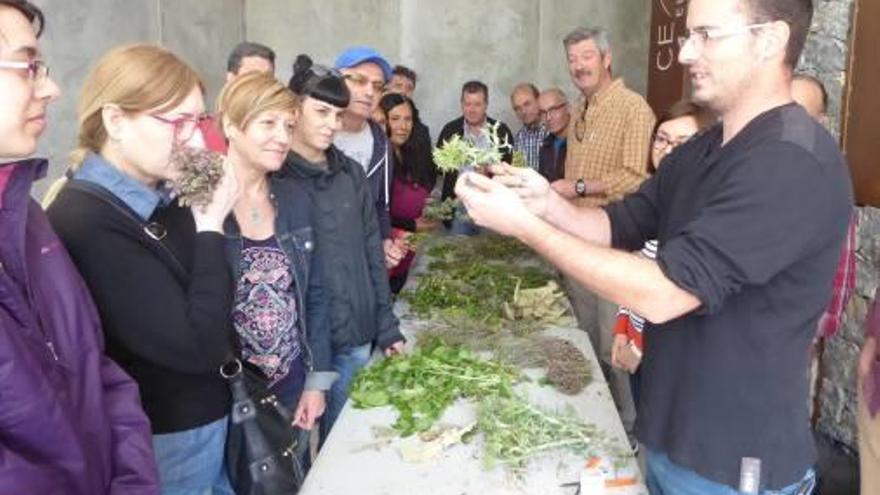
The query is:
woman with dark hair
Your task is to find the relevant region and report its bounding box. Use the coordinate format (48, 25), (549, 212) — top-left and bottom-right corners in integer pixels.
(611, 99), (711, 412)
(378, 92), (438, 293)
(280, 55), (405, 444)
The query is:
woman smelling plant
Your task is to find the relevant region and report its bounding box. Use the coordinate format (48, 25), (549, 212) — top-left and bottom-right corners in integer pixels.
(46, 44), (239, 493)
(378, 92), (438, 293)
(216, 72), (335, 431)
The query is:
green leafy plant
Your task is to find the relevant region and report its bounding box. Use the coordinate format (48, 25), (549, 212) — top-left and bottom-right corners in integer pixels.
(432, 122), (512, 173)
(350, 342), (520, 436)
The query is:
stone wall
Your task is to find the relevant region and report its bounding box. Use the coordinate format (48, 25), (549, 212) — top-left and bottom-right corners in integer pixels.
(800, 0), (875, 453)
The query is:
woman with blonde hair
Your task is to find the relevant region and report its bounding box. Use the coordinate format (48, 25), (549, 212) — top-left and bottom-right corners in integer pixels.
(46, 43), (238, 494)
(216, 72), (335, 432)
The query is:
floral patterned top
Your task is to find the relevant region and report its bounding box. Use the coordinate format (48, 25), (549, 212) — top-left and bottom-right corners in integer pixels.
(232, 236), (301, 386)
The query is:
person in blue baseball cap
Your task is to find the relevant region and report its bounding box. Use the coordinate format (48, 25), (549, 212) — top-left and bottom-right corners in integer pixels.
(332, 46), (406, 272)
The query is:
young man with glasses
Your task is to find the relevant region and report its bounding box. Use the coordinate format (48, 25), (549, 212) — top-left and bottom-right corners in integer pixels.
(333, 46), (406, 269)
(455, 0), (848, 493)
(536, 87), (571, 182)
(0, 2), (159, 493)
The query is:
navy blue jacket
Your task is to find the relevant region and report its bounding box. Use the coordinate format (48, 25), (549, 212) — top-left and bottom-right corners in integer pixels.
(223, 175), (336, 391)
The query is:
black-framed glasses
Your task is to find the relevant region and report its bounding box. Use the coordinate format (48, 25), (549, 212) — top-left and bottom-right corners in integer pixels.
(150, 113), (210, 143)
(652, 131), (692, 152)
(539, 102), (568, 120)
(0, 58), (49, 83)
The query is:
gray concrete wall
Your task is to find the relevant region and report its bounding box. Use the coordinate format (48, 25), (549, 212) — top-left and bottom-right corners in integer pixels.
(33, 0), (245, 198)
(246, 0), (651, 143)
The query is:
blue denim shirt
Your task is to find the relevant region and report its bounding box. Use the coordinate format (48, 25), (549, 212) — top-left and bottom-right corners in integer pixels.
(73, 153), (165, 220)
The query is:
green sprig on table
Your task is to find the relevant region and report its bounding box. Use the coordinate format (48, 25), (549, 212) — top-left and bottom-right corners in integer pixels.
(478, 396), (609, 470)
(350, 342), (520, 437)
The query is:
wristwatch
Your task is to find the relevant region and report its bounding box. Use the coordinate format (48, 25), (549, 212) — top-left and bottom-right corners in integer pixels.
(575, 178), (587, 197)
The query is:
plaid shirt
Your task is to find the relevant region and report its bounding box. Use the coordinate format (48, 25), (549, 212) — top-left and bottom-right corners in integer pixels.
(513, 123), (548, 171)
(565, 79), (655, 207)
(818, 210), (858, 338)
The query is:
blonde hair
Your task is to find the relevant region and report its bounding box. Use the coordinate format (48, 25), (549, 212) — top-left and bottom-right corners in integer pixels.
(216, 72), (298, 134)
(43, 43), (203, 207)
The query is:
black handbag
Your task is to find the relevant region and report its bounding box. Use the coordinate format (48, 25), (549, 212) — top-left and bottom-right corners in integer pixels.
(222, 359), (305, 495)
(64, 179), (306, 495)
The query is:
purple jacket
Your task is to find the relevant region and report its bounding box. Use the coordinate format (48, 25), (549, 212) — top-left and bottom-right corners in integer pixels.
(0, 161), (159, 494)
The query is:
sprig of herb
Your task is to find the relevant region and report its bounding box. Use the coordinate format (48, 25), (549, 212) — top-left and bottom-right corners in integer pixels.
(478, 396), (608, 470)
(432, 122), (512, 173)
(168, 147), (225, 209)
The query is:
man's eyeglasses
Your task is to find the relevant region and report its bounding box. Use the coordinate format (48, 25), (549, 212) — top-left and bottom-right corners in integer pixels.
(539, 102), (567, 120)
(343, 73), (386, 93)
(0, 59), (49, 83)
(678, 22), (774, 50)
(150, 113), (211, 143)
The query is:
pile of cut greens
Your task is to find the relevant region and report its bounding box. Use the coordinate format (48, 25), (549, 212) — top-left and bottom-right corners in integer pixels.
(350, 341), (519, 436)
(349, 342), (610, 470)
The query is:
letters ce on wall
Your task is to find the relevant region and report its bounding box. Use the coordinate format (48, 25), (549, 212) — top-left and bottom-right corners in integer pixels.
(647, 0), (689, 117)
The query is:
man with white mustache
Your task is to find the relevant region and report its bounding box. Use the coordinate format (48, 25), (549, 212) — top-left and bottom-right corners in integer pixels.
(558, 26), (655, 452)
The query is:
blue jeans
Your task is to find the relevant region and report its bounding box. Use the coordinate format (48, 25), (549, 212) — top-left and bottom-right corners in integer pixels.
(646, 449), (816, 495)
(152, 416), (234, 495)
(319, 343), (372, 446)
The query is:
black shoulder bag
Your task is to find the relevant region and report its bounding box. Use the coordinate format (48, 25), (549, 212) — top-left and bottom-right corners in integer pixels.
(64, 179), (305, 495)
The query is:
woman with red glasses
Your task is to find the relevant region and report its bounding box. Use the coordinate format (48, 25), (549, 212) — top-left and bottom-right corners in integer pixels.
(45, 44), (239, 494)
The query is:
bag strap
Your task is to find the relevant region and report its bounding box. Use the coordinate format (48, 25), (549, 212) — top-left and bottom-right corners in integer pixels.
(64, 179), (189, 282)
(64, 179), (238, 368)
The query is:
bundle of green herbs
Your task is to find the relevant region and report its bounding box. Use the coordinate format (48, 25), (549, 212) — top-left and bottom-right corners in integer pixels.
(433, 121), (512, 173)
(349, 342), (520, 436)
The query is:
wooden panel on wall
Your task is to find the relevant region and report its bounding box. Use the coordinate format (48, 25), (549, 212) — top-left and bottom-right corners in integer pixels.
(646, 0), (690, 116)
(842, 0), (880, 206)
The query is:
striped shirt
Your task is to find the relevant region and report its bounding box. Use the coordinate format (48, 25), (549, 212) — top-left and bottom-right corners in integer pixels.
(613, 240), (658, 352)
(514, 123), (548, 171)
(565, 78), (655, 207)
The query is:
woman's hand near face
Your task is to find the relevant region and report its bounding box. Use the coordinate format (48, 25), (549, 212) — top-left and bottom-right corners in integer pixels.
(192, 158), (239, 232)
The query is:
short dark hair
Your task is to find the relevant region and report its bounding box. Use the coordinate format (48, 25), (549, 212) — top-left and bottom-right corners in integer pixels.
(392, 65), (417, 84)
(793, 72), (828, 113)
(0, 0), (45, 37)
(743, 0), (813, 68)
(288, 54), (350, 109)
(461, 80), (488, 103)
(226, 41), (276, 74)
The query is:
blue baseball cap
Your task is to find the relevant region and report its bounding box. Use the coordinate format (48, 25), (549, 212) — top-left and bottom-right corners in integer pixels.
(334, 46), (393, 81)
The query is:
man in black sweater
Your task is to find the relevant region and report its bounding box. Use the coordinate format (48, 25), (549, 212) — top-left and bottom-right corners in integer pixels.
(455, 0), (850, 492)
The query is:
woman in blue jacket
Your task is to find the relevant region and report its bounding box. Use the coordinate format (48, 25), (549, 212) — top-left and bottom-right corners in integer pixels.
(216, 72), (335, 428)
